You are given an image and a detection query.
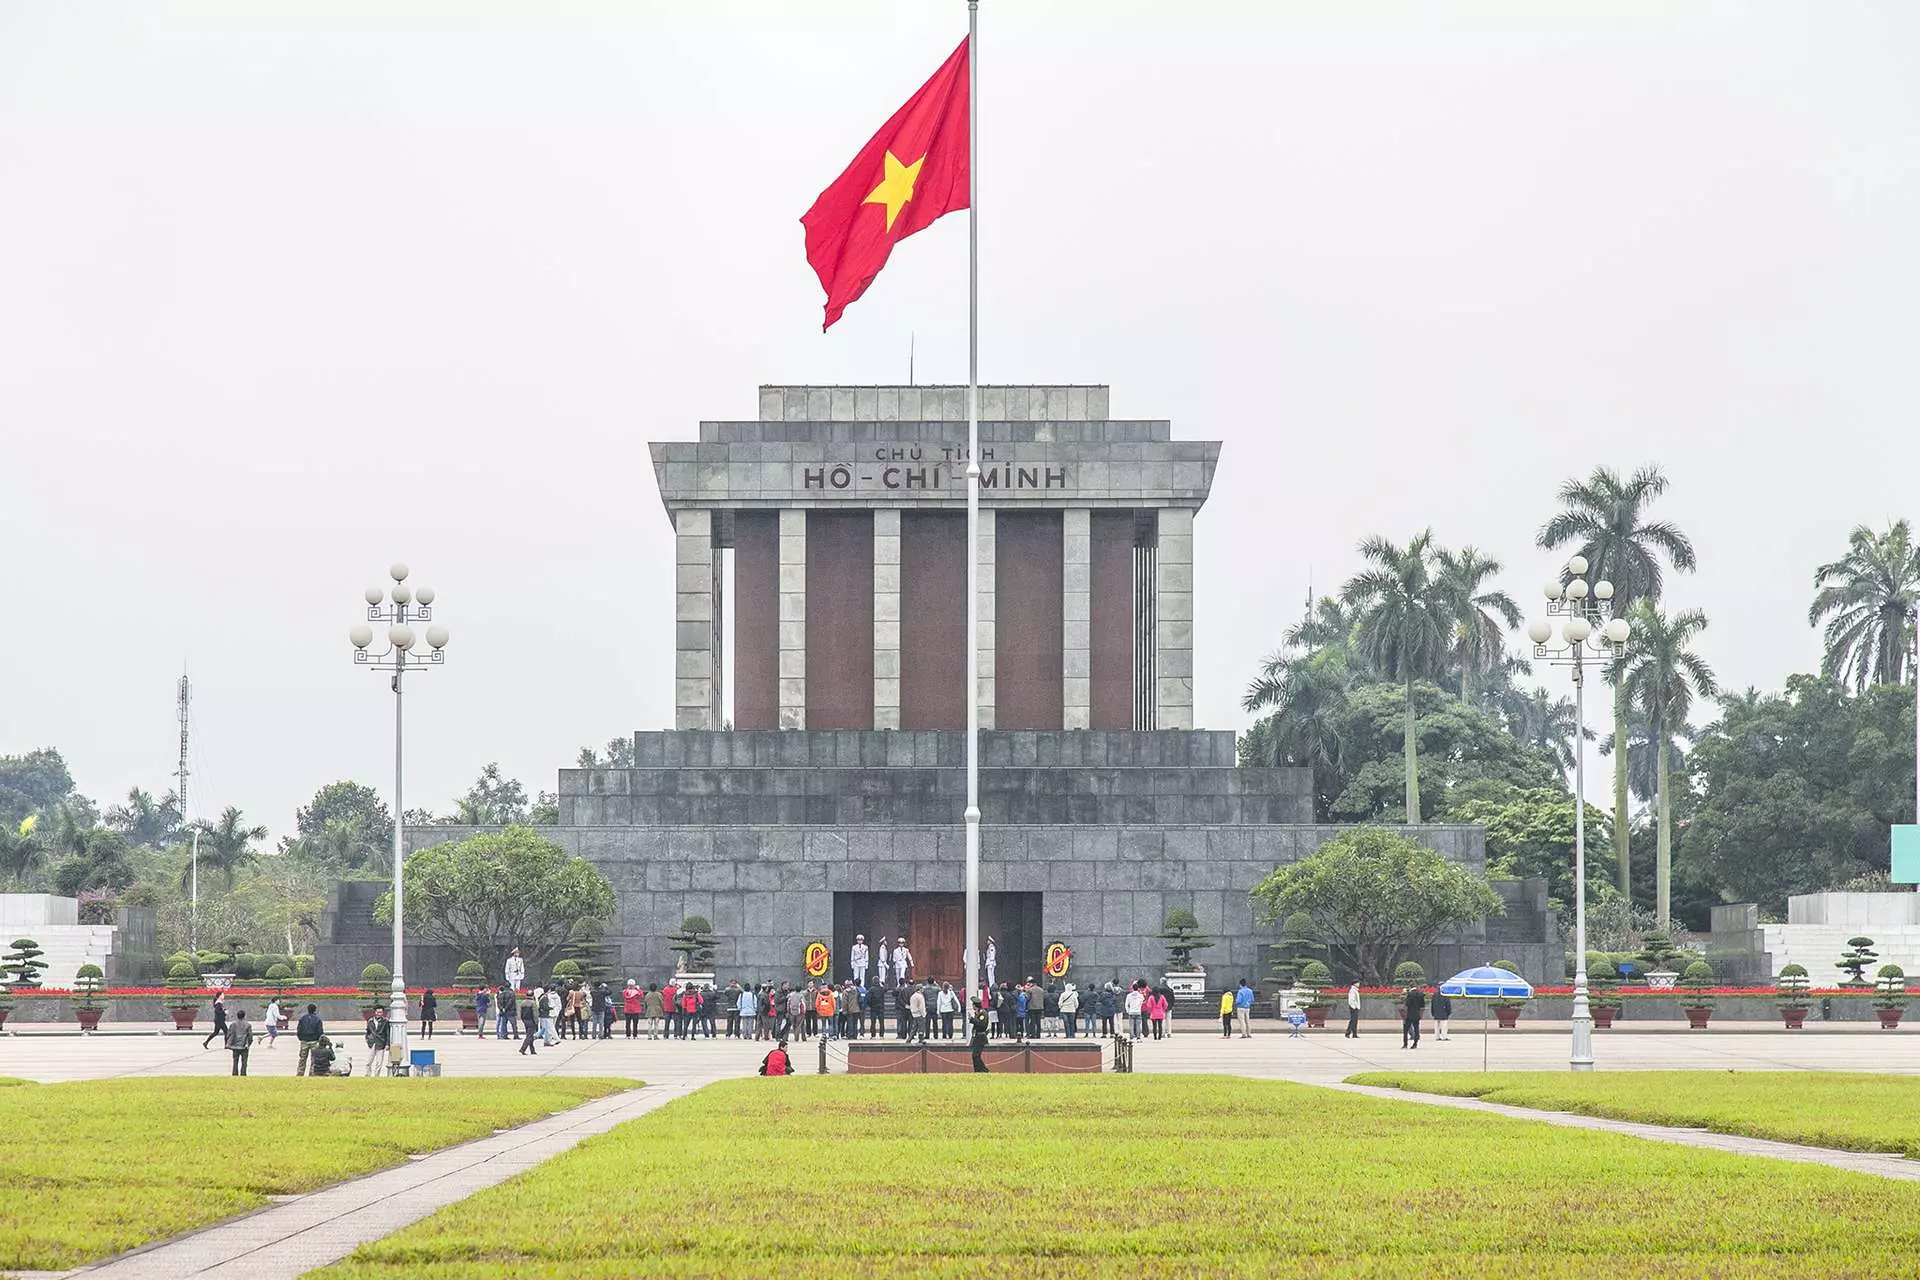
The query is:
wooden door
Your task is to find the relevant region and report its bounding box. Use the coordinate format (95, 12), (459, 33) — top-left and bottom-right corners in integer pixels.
(908, 903), (964, 982)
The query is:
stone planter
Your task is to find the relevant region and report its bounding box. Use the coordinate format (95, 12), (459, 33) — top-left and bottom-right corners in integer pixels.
(168, 1007), (198, 1030)
(1591, 1006), (1616, 1029)
(1684, 1006), (1712, 1029)
(1163, 971), (1206, 997)
(1304, 1005), (1328, 1029)
(75, 1008), (104, 1032)
(1780, 1006), (1808, 1029)
(202, 973), (236, 990)
(459, 1007), (479, 1032)
(1876, 1007), (1904, 1029)
(1494, 1005), (1521, 1029)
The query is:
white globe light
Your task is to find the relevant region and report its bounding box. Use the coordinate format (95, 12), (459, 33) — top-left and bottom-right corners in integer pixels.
(1566, 578), (1590, 600)
(415, 586), (435, 606)
(389, 624), (415, 650)
(1593, 579), (1615, 601)
(425, 624), (449, 650)
(1544, 582), (1564, 601)
(364, 587), (384, 606)
(391, 583), (413, 605)
(1567, 555), (1589, 577)
(349, 624), (374, 650)
(1563, 616), (1592, 644)
(390, 562), (410, 583)
(1526, 620), (1552, 645)
(1605, 617), (1631, 644)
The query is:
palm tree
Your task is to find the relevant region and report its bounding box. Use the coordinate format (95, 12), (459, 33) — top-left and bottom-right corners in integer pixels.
(1341, 532), (1454, 823)
(0, 815), (41, 889)
(1243, 647), (1352, 818)
(1809, 521), (1920, 691)
(104, 787), (183, 849)
(1435, 546), (1522, 705)
(1597, 707), (1696, 810)
(1619, 604), (1717, 925)
(1538, 465), (1697, 903)
(1513, 686), (1590, 776)
(187, 806), (269, 890)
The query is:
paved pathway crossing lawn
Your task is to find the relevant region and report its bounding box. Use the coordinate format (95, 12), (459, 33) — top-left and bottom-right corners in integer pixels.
(1347, 1070), (1920, 1157)
(310, 1075), (1920, 1279)
(0, 1076), (634, 1274)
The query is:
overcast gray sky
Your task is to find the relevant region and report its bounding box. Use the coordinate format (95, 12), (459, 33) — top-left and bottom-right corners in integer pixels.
(3, 2), (1916, 839)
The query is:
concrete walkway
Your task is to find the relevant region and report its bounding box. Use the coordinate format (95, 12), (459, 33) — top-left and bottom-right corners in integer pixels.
(41, 1079), (712, 1280)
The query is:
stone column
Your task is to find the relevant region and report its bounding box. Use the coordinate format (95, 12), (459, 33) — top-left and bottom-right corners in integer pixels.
(1063, 508), (1091, 729)
(778, 509), (807, 730)
(977, 509), (996, 731)
(1154, 507), (1194, 730)
(674, 509), (718, 730)
(873, 509), (901, 730)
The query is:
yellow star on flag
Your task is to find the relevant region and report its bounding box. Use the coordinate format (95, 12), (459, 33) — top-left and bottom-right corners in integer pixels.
(863, 150), (925, 233)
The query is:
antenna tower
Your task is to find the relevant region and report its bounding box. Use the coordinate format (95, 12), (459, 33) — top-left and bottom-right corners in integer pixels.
(174, 672), (191, 818)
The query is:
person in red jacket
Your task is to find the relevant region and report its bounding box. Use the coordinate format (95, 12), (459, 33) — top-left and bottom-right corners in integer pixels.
(678, 986), (699, 1040)
(621, 980), (643, 1039)
(759, 1039), (793, 1076)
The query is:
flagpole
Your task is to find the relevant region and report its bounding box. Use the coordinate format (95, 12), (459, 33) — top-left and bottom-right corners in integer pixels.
(963, 0), (982, 1009)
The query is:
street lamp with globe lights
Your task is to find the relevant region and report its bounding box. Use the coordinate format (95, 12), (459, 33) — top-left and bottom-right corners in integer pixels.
(349, 563), (448, 1070)
(1528, 554), (1630, 1072)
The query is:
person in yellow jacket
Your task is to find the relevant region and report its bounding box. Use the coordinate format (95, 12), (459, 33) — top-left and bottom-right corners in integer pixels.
(1219, 989), (1236, 1038)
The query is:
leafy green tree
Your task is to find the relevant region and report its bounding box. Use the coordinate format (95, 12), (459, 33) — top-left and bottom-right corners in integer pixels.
(531, 792), (560, 825)
(376, 825), (615, 978)
(0, 749), (76, 829)
(1538, 465), (1696, 902)
(1328, 682), (1561, 821)
(1443, 784), (1613, 908)
(1809, 520), (1920, 691)
(104, 788), (183, 850)
(452, 764), (530, 825)
(575, 738), (637, 769)
(0, 816), (42, 890)
(186, 806), (269, 890)
(1343, 532), (1455, 823)
(1509, 686), (1589, 777)
(1619, 604), (1717, 925)
(290, 782), (394, 863)
(1682, 676), (1912, 913)
(1249, 827), (1502, 984)
(1436, 546), (1522, 706)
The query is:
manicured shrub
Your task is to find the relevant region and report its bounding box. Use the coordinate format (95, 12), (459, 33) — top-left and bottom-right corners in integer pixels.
(72, 963), (106, 1010)
(1392, 961), (1426, 988)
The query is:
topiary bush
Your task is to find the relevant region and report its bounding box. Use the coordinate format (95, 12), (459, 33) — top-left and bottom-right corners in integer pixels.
(360, 963), (391, 1004)
(3, 938), (48, 990)
(1156, 908), (1215, 972)
(1874, 963), (1907, 1011)
(1838, 937), (1879, 987)
(454, 960), (486, 1009)
(1775, 962), (1811, 1007)
(551, 959), (584, 984)
(1587, 956), (1621, 1010)
(1680, 960), (1716, 1007)
(293, 954), (315, 978)
(1491, 959), (1528, 1008)
(1297, 960), (1334, 1006)
(1392, 961), (1426, 988)
(264, 963), (293, 995)
(72, 963), (106, 1010)
(666, 917), (720, 973)
(164, 961), (201, 1011)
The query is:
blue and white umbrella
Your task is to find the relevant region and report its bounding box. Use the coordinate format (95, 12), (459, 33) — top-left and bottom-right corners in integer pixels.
(1438, 965), (1533, 1070)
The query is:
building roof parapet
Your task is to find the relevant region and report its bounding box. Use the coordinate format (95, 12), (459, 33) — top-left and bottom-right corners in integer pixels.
(758, 385), (1112, 423)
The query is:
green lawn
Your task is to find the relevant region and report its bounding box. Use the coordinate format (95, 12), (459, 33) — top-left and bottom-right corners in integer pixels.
(312, 1075), (1920, 1279)
(1348, 1071), (1920, 1157)
(0, 1076), (635, 1272)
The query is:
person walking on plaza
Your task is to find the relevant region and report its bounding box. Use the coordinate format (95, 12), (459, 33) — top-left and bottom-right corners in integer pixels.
(970, 999), (991, 1073)
(503, 948), (526, 994)
(1219, 988), (1235, 1037)
(225, 1008), (253, 1076)
(202, 990), (227, 1051)
(1124, 984), (1145, 1040)
(907, 983), (927, 1043)
(1234, 979), (1255, 1039)
(623, 980), (642, 1039)
(644, 983), (664, 1040)
(497, 984), (517, 1041)
(365, 1007), (391, 1075)
(263, 997), (282, 1048)
(295, 1003), (324, 1076)
(1431, 989), (1452, 1042)
(420, 989), (437, 1039)
(1345, 981), (1362, 1039)
(1059, 982), (1079, 1039)
(475, 985), (492, 1039)
(519, 991), (540, 1056)
(1145, 987), (1169, 1040)
(1402, 983), (1426, 1049)
(738, 984), (759, 1040)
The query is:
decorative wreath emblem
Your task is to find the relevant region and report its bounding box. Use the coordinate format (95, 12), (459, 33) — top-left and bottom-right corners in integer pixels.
(1044, 941), (1072, 978)
(803, 940), (830, 977)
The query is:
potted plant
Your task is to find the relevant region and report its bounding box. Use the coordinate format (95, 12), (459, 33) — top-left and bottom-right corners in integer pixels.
(1679, 960), (1716, 1028)
(1155, 908), (1214, 996)
(453, 960), (486, 1032)
(1775, 963), (1812, 1029)
(666, 916), (720, 984)
(1636, 930), (1685, 988)
(3, 938), (48, 992)
(1837, 936), (1879, 988)
(1586, 954), (1621, 1029)
(264, 963), (293, 1013)
(72, 963), (107, 1032)
(1296, 960), (1333, 1029)
(163, 959), (201, 1030)
(1491, 960), (1527, 1028)
(1873, 963), (1907, 1030)
(359, 962), (392, 1019)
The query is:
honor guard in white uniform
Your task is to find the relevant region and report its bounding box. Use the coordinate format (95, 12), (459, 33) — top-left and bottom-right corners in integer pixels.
(850, 935), (870, 986)
(985, 936), (997, 988)
(893, 941), (912, 983)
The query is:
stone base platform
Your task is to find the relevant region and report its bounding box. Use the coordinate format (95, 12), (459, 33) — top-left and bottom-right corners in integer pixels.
(846, 1040), (1104, 1073)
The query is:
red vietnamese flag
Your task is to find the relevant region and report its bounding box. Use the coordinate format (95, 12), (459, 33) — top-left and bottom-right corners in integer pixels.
(802, 37), (969, 330)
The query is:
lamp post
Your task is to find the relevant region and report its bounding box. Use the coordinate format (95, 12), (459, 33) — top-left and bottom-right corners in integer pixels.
(348, 563), (449, 1070)
(1526, 554), (1631, 1072)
